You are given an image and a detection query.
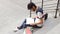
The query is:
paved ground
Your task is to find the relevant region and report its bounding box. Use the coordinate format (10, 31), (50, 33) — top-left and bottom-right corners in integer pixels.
(0, 0), (60, 34)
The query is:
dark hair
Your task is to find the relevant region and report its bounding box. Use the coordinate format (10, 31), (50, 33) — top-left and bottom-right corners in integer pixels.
(27, 2), (36, 10)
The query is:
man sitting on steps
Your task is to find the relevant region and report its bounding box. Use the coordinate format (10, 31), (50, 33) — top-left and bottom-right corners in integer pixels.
(15, 2), (48, 31)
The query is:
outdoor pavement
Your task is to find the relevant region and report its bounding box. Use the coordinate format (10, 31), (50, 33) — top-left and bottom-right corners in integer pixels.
(0, 0), (60, 34)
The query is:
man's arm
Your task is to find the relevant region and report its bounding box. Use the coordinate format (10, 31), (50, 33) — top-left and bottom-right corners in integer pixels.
(36, 12), (44, 24)
(30, 12), (44, 25)
(30, 18), (44, 25)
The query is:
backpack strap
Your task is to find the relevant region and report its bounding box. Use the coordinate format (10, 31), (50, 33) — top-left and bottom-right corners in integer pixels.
(36, 8), (43, 14)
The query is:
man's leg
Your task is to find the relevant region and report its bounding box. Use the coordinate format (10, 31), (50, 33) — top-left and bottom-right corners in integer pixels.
(17, 19), (33, 30)
(17, 19), (27, 30)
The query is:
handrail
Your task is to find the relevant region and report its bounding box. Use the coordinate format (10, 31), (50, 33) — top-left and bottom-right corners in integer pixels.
(54, 0), (59, 18)
(41, 0), (58, 18)
(42, 0), (43, 9)
(29, 0), (58, 18)
(30, 0), (32, 17)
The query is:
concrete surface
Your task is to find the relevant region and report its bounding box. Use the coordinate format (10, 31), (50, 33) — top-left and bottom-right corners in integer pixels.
(0, 0), (60, 34)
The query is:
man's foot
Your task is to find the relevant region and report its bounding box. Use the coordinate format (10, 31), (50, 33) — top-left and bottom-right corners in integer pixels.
(17, 27), (22, 30)
(13, 28), (18, 32)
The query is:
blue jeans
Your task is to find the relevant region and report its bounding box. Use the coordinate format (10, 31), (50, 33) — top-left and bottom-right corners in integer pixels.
(17, 19), (32, 30)
(18, 19), (43, 30)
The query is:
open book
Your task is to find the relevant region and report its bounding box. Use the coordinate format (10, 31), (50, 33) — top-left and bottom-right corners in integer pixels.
(26, 17), (40, 24)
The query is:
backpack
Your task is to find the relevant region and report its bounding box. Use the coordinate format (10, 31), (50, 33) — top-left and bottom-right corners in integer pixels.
(36, 8), (48, 20)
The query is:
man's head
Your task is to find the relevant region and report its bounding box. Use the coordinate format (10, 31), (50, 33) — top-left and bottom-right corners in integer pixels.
(27, 2), (37, 11)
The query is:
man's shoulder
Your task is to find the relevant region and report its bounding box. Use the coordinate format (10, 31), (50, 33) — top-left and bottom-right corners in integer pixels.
(38, 7), (43, 11)
(36, 7), (43, 14)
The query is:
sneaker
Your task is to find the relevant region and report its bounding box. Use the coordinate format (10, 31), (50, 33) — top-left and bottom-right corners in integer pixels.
(17, 27), (22, 30)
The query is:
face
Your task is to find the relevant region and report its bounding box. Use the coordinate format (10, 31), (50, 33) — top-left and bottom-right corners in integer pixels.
(31, 6), (36, 11)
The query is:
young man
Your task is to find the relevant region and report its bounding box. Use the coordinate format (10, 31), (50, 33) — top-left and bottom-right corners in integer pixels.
(15, 2), (48, 31)
(27, 2), (44, 26)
